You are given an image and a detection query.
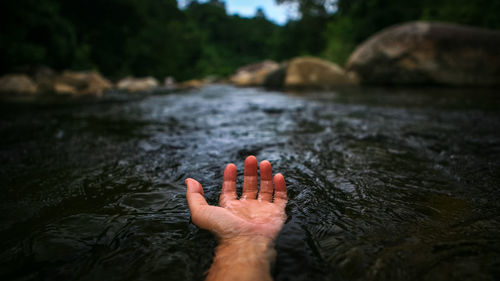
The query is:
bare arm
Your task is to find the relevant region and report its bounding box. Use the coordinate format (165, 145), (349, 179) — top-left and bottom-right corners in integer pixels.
(206, 236), (275, 281)
(186, 156), (288, 281)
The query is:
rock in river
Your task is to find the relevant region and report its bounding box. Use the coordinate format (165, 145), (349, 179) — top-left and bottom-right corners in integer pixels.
(264, 57), (358, 89)
(179, 79), (205, 89)
(55, 71), (113, 96)
(346, 21), (500, 86)
(117, 76), (159, 93)
(33, 66), (57, 93)
(231, 60), (279, 86)
(0, 74), (38, 94)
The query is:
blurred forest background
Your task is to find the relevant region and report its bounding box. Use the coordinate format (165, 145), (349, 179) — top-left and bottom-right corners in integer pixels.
(2, 0), (500, 81)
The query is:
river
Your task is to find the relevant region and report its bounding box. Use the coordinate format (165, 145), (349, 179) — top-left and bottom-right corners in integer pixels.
(1, 85), (499, 280)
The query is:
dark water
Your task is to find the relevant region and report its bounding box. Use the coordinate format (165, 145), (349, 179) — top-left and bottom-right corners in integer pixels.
(1, 85), (500, 281)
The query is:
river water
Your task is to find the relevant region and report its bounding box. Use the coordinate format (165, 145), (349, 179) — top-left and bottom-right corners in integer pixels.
(1, 85), (499, 281)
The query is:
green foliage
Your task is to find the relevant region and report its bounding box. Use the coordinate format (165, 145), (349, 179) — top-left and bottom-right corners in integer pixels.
(0, 0), (78, 72)
(186, 2), (281, 77)
(420, 0), (500, 29)
(322, 16), (355, 65)
(279, 0), (500, 65)
(2, 0), (499, 79)
(1, 0), (282, 80)
(328, 0), (500, 64)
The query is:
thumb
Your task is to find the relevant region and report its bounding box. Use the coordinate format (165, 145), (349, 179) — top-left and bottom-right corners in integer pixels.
(185, 178), (210, 226)
(186, 178), (205, 196)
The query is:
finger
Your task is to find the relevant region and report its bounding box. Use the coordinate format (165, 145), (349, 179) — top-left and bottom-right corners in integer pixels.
(258, 160), (274, 202)
(242, 155), (258, 199)
(273, 173), (288, 208)
(185, 178), (218, 230)
(220, 163), (237, 206)
(185, 178), (209, 217)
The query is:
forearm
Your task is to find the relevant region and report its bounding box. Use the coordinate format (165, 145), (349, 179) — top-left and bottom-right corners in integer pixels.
(206, 236), (276, 281)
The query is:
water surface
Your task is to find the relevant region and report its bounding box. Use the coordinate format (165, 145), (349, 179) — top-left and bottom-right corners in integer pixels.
(1, 85), (499, 280)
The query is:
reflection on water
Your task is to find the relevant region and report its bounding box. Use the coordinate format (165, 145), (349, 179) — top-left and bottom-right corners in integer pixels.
(1, 85), (499, 281)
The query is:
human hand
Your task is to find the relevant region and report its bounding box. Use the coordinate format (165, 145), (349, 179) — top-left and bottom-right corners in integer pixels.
(185, 156), (288, 242)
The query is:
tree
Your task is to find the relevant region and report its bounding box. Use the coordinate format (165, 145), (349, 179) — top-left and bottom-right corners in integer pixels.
(0, 0), (78, 73)
(255, 7), (266, 19)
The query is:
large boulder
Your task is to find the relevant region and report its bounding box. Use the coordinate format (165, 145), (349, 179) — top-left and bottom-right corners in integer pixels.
(117, 76), (159, 93)
(264, 57), (357, 89)
(346, 21), (500, 86)
(53, 82), (78, 95)
(263, 63), (288, 89)
(83, 73), (114, 95)
(0, 74), (38, 94)
(231, 60), (279, 86)
(55, 71), (113, 96)
(285, 57), (357, 88)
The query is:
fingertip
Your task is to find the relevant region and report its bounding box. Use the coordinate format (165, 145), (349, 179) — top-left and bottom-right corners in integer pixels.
(260, 160), (271, 168)
(186, 178), (204, 195)
(259, 160), (272, 180)
(244, 156), (258, 175)
(224, 163), (237, 181)
(246, 155), (257, 162)
(274, 173), (286, 190)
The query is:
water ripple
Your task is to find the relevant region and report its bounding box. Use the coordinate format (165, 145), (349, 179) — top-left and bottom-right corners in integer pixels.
(1, 85), (499, 280)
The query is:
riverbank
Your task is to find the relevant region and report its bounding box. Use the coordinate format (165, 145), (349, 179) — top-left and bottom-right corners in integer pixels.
(2, 21), (499, 100)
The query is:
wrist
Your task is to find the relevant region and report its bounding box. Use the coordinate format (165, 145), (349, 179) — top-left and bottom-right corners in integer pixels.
(206, 236), (276, 281)
(219, 235), (274, 248)
(216, 235), (276, 265)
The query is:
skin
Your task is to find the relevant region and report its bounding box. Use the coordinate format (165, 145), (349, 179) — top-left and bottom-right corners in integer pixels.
(186, 155), (288, 281)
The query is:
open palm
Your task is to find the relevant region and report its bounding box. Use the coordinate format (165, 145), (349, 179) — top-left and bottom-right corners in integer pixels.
(186, 156), (288, 241)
